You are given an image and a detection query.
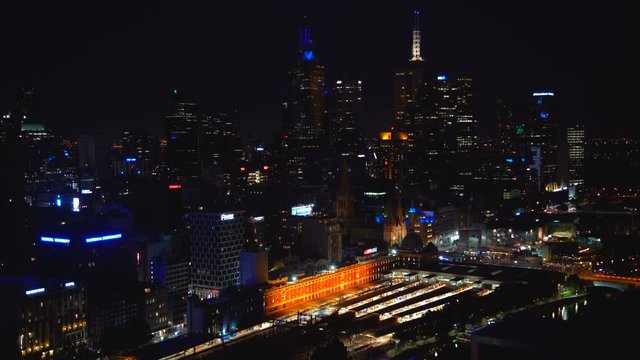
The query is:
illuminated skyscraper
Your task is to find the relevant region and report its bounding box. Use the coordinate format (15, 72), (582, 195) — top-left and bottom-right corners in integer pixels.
(526, 92), (559, 189)
(393, 10), (429, 134)
(331, 79), (363, 155)
(166, 89), (200, 181)
(282, 20), (329, 183)
(434, 75), (477, 193)
(567, 124), (585, 187)
(393, 10), (434, 188)
(188, 211), (244, 299)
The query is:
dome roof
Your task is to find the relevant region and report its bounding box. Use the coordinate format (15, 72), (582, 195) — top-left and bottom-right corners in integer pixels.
(401, 233), (423, 252)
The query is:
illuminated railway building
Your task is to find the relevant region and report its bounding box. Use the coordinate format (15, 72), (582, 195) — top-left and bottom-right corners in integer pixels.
(264, 256), (395, 315)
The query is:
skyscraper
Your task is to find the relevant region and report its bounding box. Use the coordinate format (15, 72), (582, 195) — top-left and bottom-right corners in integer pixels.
(331, 79), (363, 155)
(166, 89), (200, 181)
(282, 19), (329, 183)
(567, 124), (585, 187)
(435, 75), (477, 192)
(393, 10), (433, 188)
(189, 211), (244, 299)
(527, 92), (559, 189)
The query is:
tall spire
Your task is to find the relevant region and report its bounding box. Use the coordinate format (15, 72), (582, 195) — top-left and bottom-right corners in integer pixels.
(411, 10), (423, 62)
(299, 16), (315, 61)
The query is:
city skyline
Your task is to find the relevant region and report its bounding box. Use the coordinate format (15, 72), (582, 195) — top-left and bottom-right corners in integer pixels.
(1, 1), (638, 140)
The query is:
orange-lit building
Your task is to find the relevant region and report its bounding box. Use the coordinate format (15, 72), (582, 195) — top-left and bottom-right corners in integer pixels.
(264, 256), (395, 315)
(379, 130), (409, 181)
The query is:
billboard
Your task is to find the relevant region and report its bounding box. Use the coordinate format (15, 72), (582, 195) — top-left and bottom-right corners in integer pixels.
(291, 204), (314, 216)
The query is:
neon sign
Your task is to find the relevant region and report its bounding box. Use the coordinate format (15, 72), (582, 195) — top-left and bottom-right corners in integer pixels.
(221, 213), (235, 221)
(85, 234), (122, 243)
(363, 247), (378, 255)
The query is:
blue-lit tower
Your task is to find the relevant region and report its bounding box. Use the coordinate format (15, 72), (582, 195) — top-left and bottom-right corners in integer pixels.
(282, 18), (329, 184)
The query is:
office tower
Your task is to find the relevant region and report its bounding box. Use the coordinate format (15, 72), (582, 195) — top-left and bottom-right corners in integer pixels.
(331, 79), (363, 155)
(393, 10), (434, 188)
(282, 20), (328, 183)
(567, 124), (585, 187)
(113, 130), (162, 178)
(379, 130), (410, 186)
(527, 91), (559, 189)
(188, 211), (244, 299)
(435, 75), (477, 193)
(200, 110), (244, 191)
(497, 91), (519, 156)
(166, 89), (200, 181)
(299, 217), (342, 264)
(1, 280), (87, 359)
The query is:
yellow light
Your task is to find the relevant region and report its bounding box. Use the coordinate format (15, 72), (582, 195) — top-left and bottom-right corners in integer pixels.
(380, 132), (392, 140)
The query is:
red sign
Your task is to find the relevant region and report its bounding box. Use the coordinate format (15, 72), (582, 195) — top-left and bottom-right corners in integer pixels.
(168, 184), (182, 189)
(363, 247), (378, 255)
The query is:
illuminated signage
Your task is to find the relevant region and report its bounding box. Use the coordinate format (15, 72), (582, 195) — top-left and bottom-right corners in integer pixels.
(125, 157), (137, 162)
(252, 216), (264, 222)
(85, 234), (122, 243)
(41, 236), (70, 244)
(363, 247), (378, 255)
(532, 92), (554, 97)
(256, 147), (264, 151)
(81, 189), (93, 194)
(437, 75), (446, 80)
(357, 154), (365, 158)
(239, 166), (246, 171)
(262, 165), (270, 171)
(364, 192), (386, 197)
(168, 184), (182, 189)
(506, 157), (514, 163)
(72, 197), (80, 212)
(291, 204), (314, 216)
(25, 288), (45, 296)
(65, 282), (75, 288)
(408, 207), (416, 213)
(220, 213), (235, 221)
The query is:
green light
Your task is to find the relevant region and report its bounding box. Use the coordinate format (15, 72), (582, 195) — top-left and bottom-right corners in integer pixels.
(173, 89), (177, 95)
(516, 124), (524, 135)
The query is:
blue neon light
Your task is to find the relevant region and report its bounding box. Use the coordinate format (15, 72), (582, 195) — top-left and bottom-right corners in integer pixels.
(40, 236), (71, 244)
(375, 215), (384, 224)
(521, 157), (526, 163)
(303, 50), (314, 61)
(25, 288), (45, 296)
(65, 282), (75, 288)
(125, 157), (137, 162)
(85, 233), (122, 243)
(408, 207), (416, 213)
(437, 75), (446, 81)
(64, 150), (69, 157)
(506, 157), (514, 163)
(540, 111), (549, 120)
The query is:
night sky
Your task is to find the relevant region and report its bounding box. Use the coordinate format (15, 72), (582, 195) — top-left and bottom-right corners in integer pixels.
(1, 1), (638, 142)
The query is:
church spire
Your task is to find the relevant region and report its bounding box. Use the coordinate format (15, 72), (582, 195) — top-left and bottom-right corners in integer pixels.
(410, 10), (423, 62)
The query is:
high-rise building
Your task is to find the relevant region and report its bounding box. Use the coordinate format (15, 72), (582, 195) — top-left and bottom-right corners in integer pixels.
(188, 211), (244, 299)
(282, 20), (328, 183)
(567, 124), (585, 187)
(434, 75), (477, 193)
(393, 12), (432, 186)
(166, 89), (200, 181)
(526, 91), (559, 189)
(0, 278), (87, 359)
(331, 79), (363, 155)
